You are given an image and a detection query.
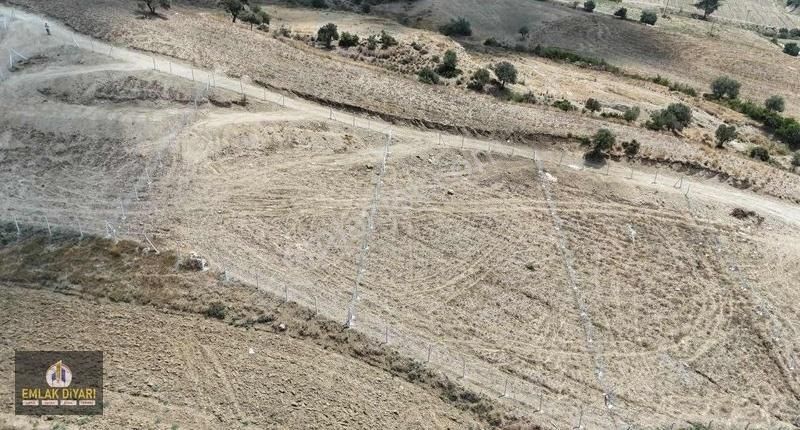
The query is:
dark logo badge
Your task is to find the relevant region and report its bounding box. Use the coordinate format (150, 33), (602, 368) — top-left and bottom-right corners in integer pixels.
(15, 351), (103, 415)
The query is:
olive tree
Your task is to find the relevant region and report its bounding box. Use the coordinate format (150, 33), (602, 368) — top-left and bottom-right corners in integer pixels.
(694, 0), (722, 19)
(494, 62), (517, 89)
(715, 124), (737, 148)
(317, 23), (339, 48)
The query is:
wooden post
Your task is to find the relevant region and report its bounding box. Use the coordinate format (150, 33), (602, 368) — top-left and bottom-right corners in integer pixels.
(426, 344), (432, 362)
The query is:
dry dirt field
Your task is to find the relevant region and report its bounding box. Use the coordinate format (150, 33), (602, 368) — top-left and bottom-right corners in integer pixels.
(3, 0), (800, 203)
(0, 236), (505, 429)
(2, 2), (800, 429)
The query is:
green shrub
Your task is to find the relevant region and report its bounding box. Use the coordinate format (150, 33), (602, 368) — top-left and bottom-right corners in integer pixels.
(765, 95), (786, 112)
(436, 50), (461, 78)
(715, 124), (737, 148)
(468, 68), (492, 90)
(722, 98), (800, 149)
(418, 67), (440, 84)
(792, 151), (800, 167)
(206, 302), (227, 319)
(749, 146), (770, 161)
(484, 37), (501, 47)
(439, 17), (472, 36)
(339, 32), (360, 48)
(622, 139), (640, 157)
(623, 106), (641, 122)
(511, 91), (537, 104)
(379, 31), (398, 49)
(647, 103), (693, 131)
(585, 98), (602, 113)
(584, 0), (596, 12)
(640, 10), (658, 25)
(711, 76), (741, 99)
(592, 128), (615, 151)
(784, 42), (800, 56)
(553, 99), (575, 111)
(366, 35), (377, 50)
(614, 7), (627, 19)
(532, 45), (622, 74)
(311, 0), (327, 8)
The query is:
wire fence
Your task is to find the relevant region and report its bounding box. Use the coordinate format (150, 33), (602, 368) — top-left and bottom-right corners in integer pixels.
(2, 8), (795, 429)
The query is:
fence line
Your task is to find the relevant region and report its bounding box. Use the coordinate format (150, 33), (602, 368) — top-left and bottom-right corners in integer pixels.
(1, 8), (790, 428)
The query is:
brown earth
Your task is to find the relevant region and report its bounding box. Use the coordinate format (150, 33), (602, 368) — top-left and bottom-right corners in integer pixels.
(2, 3), (800, 429)
(3, 0), (800, 203)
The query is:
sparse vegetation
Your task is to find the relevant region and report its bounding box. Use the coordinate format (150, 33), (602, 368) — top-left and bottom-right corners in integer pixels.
(646, 103), (693, 131)
(792, 151), (800, 166)
(694, 0), (721, 19)
(220, 0), (244, 23)
(623, 106), (641, 122)
(614, 7), (628, 19)
(206, 301), (227, 319)
(316, 23), (339, 49)
(750, 146), (770, 161)
(710, 76), (741, 99)
(640, 10), (658, 25)
(715, 124), (737, 148)
(379, 30), (398, 49)
(436, 50), (461, 78)
(518, 26), (530, 39)
(494, 62), (517, 89)
(722, 98), (800, 149)
(339, 32), (360, 48)
(584, 0), (596, 12)
(417, 67), (440, 84)
(553, 99), (576, 111)
(584, 128), (615, 162)
(784, 42), (800, 56)
(439, 17), (472, 37)
(622, 139), (640, 157)
(467, 68), (491, 91)
(765, 95), (785, 112)
(584, 98), (602, 113)
(241, 6), (269, 30)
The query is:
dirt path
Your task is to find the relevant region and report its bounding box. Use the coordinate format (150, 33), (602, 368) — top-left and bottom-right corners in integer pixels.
(2, 5), (799, 226)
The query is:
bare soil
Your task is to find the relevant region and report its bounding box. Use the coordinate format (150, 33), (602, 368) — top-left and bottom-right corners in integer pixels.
(2, 4), (800, 429)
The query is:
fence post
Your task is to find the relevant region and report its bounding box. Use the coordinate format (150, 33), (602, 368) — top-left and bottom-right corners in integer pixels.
(255, 273), (259, 289)
(461, 357), (466, 378)
(538, 392), (543, 412)
(577, 406), (583, 429)
(191, 68), (194, 82)
(652, 171), (659, 184)
(152, 56), (156, 70)
(45, 216), (52, 237)
(313, 296), (318, 316)
(502, 377), (509, 397)
(384, 324), (389, 344)
(284, 285), (288, 302)
(426, 344), (432, 362)
(13, 215), (20, 238)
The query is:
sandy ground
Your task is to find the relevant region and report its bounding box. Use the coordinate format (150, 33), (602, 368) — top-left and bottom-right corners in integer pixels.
(1, 4), (800, 430)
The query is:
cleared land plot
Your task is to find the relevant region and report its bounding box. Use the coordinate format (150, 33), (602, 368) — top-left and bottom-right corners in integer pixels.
(0, 285), (487, 430)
